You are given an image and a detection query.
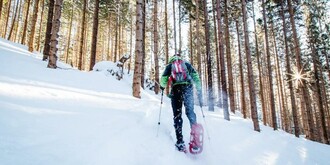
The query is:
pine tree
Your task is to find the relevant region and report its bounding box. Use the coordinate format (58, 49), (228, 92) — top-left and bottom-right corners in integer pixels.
(43, 0), (55, 61)
(261, 0), (277, 130)
(216, 0), (229, 119)
(204, 0), (214, 111)
(21, 0), (31, 45)
(89, 0), (100, 71)
(77, 0), (87, 70)
(48, 0), (64, 69)
(153, 0), (160, 94)
(241, 0), (260, 132)
(132, 0), (144, 98)
(28, 0), (40, 52)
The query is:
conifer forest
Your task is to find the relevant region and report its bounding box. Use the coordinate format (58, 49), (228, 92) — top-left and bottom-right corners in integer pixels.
(0, 0), (329, 145)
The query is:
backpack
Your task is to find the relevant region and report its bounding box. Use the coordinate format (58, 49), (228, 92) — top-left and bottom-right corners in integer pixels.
(171, 59), (190, 83)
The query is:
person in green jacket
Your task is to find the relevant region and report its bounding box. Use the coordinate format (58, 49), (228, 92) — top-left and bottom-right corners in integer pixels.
(160, 54), (202, 152)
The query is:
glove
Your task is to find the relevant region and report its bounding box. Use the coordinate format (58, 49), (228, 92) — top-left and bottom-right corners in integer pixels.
(160, 86), (165, 91)
(197, 90), (203, 106)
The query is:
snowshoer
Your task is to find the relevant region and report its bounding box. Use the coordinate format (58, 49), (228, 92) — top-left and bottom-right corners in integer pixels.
(160, 54), (203, 152)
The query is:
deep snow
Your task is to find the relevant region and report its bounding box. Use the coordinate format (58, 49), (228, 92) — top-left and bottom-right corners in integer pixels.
(0, 38), (329, 165)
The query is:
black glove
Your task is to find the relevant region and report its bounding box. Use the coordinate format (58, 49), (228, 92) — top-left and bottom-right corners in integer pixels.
(160, 86), (165, 91)
(197, 90), (203, 106)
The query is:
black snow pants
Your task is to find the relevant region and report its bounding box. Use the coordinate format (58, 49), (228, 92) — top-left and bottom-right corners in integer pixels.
(171, 84), (197, 143)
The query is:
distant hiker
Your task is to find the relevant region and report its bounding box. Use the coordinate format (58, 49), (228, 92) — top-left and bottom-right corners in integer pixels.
(160, 54), (202, 152)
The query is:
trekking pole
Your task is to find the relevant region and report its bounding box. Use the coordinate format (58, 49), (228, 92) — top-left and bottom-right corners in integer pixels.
(156, 90), (164, 137)
(199, 103), (211, 141)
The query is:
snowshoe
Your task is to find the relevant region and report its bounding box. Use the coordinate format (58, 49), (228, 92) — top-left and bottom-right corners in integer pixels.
(189, 123), (204, 154)
(175, 141), (187, 153)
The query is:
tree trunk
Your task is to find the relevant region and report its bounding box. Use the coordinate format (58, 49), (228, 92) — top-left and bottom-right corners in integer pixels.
(211, 0), (220, 108)
(107, 13), (112, 61)
(77, 0), (87, 70)
(36, 0), (45, 51)
(280, 0), (299, 137)
(89, 0), (99, 71)
(262, 0), (277, 130)
(13, 0), (23, 42)
(271, 20), (288, 132)
(241, 0), (260, 132)
(178, 0), (181, 53)
(287, 0), (315, 140)
(0, 0), (3, 23)
(164, 0), (170, 95)
(153, 0), (160, 94)
(236, 20), (247, 119)
(204, 0), (214, 111)
(42, 0), (54, 61)
(128, 8), (133, 74)
(65, 0), (74, 64)
(189, 16), (193, 64)
(7, 0), (19, 41)
(28, 0), (40, 52)
(165, 0), (169, 64)
(224, 0), (235, 114)
(196, 0), (201, 76)
(4, 0), (12, 38)
(314, 47), (329, 144)
(140, 0), (146, 89)
(216, 0), (229, 119)
(252, 1), (266, 125)
(21, 0), (30, 45)
(309, 32), (329, 144)
(48, 0), (63, 69)
(114, 0), (119, 62)
(132, 0), (144, 98)
(173, 0), (177, 53)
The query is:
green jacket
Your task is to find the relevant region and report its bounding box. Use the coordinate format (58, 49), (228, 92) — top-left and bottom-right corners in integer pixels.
(160, 56), (201, 91)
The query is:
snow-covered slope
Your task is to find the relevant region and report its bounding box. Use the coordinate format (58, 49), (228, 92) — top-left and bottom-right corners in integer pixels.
(0, 38), (329, 165)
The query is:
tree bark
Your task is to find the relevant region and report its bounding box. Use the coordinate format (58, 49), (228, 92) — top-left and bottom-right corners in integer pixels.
(252, 1), (267, 125)
(128, 8), (133, 74)
(241, 0), (260, 131)
(235, 20), (247, 119)
(212, 0), (220, 108)
(21, 0), (30, 45)
(271, 22), (286, 131)
(65, 0), (74, 64)
(89, 0), (99, 71)
(77, 0), (87, 70)
(13, 0), (23, 42)
(189, 16), (193, 64)
(42, 0), (54, 61)
(165, 0), (169, 64)
(173, 0), (177, 53)
(178, 0), (181, 53)
(216, 0), (229, 119)
(0, 0), (3, 23)
(224, 0), (235, 114)
(140, 0), (146, 89)
(28, 0), (40, 52)
(114, 0), (119, 62)
(309, 29), (329, 144)
(280, 0), (299, 137)
(7, 0), (19, 41)
(36, 0), (45, 51)
(204, 0), (214, 111)
(288, 0), (315, 140)
(4, 0), (12, 38)
(261, 0), (277, 130)
(153, 0), (160, 94)
(132, 0), (144, 98)
(48, 0), (63, 69)
(196, 0), (201, 76)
